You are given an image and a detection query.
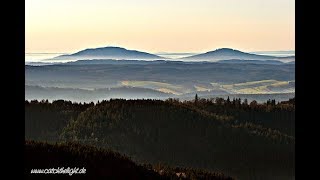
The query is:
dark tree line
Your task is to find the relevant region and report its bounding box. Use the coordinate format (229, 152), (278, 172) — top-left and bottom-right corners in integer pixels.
(25, 100), (94, 141)
(25, 140), (234, 179)
(25, 97), (295, 180)
(180, 96), (295, 136)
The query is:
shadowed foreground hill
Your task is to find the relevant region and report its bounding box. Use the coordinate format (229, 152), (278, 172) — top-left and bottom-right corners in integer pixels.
(25, 98), (294, 180)
(25, 140), (233, 180)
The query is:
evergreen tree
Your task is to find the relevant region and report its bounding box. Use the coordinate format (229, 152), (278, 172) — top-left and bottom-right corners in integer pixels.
(195, 94), (199, 105)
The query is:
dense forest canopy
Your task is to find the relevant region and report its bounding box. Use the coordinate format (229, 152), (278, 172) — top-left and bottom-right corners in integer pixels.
(25, 97), (295, 180)
(26, 140), (234, 180)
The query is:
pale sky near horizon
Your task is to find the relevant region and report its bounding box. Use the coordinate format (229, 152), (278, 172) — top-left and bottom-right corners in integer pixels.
(26, 0), (295, 53)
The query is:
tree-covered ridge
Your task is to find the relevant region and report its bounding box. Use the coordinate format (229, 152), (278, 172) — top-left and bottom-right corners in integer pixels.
(61, 98), (294, 144)
(25, 97), (295, 180)
(25, 100), (94, 141)
(175, 97), (295, 136)
(25, 140), (233, 180)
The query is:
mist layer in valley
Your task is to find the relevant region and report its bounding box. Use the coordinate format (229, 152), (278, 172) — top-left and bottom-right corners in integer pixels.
(25, 47), (295, 102)
(26, 62), (295, 102)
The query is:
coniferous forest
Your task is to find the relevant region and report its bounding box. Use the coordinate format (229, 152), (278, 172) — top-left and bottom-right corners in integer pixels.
(25, 97), (295, 180)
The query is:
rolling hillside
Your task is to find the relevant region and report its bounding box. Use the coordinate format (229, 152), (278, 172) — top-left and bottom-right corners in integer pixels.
(25, 99), (294, 180)
(26, 140), (233, 179)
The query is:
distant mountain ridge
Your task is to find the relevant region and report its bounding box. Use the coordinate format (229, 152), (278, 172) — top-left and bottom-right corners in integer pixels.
(50, 46), (166, 61)
(47, 46), (295, 62)
(180, 48), (295, 62)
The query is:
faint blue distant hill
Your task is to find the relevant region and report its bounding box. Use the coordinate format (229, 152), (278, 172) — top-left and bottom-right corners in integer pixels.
(181, 48), (295, 62)
(49, 46), (166, 61)
(216, 59), (285, 65)
(46, 47), (295, 62)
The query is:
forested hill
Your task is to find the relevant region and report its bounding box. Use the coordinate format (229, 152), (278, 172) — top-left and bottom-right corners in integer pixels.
(26, 140), (233, 179)
(25, 97), (295, 180)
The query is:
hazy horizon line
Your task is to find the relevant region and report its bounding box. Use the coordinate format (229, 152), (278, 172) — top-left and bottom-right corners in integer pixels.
(25, 49), (295, 55)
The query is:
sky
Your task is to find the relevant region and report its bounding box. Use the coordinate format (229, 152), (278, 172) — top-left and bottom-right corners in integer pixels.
(26, 0), (295, 53)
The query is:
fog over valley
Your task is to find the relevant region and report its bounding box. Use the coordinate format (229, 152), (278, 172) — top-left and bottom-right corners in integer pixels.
(25, 47), (295, 103)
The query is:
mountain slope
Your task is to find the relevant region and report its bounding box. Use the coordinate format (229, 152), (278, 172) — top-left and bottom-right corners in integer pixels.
(50, 46), (166, 60)
(59, 99), (294, 180)
(181, 48), (295, 62)
(25, 140), (233, 179)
